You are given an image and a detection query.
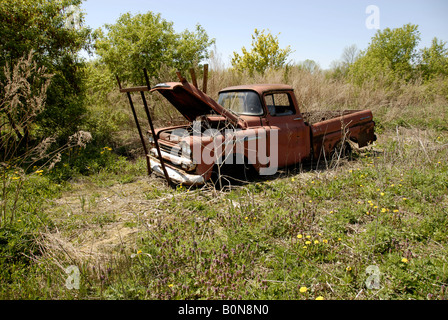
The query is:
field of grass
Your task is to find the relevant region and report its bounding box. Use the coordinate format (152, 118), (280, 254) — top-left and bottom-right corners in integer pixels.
(1, 69), (447, 300)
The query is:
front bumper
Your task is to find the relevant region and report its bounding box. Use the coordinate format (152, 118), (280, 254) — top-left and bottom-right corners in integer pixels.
(149, 156), (205, 186)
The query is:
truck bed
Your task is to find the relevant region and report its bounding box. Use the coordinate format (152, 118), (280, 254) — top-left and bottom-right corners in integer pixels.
(303, 110), (376, 159)
(302, 110), (362, 125)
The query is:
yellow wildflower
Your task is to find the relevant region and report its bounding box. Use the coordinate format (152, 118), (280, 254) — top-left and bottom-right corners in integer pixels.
(305, 241), (311, 245)
(297, 234), (303, 239)
(401, 258), (409, 263)
(299, 287), (308, 293)
(314, 240), (319, 244)
(315, 296), (324, 300)
(168, 284), (174, 288)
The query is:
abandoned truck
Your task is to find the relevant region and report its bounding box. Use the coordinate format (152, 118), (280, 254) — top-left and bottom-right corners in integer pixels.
(146, 79), (376, 186)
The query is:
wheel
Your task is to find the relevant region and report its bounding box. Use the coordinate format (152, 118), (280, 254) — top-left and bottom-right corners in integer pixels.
(331, 141), (352, 160)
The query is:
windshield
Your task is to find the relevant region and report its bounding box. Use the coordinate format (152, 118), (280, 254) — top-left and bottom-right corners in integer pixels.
(218, 91), (264, 116)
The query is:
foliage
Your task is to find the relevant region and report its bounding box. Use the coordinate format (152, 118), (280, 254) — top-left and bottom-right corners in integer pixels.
(93, 12), (215, 85)
(231, 29), (293, 76)
(348, 24), (421, 87)
(296, 59), (320, 74)
(0, 51), (52, 161)
(419, 38), (448, 80)
(0, 0), (92, 147)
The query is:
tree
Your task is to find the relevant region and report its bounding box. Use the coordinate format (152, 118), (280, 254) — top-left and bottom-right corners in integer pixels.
(348, 24), (421, 86)
(93, 12), (215, 84)
(231, 29), (293, 75)
(297, 59), (320, 74)
(341, 44), (359, 67)
(419, 37), (448, 80)
(0, 0), (92, 149)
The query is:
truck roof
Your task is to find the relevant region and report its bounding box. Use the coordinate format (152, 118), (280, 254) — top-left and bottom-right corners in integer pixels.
(219, 84), (294, 95)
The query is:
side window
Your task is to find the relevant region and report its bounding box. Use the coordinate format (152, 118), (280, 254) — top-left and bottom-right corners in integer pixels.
(264, 93), (295, 116)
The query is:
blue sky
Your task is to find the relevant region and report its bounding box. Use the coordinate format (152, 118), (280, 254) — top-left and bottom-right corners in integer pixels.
(81, 0), (448, 69)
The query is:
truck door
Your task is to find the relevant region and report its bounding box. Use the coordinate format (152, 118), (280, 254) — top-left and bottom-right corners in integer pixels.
(264, 92), (310, 168)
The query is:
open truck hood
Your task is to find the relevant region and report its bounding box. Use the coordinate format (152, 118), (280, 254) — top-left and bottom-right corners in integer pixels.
(150, 80), (244, 127)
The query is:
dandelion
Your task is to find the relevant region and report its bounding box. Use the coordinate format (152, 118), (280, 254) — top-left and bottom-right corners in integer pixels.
(291, 178), (295, 182)
(299, 287), (308, 293)
(393, 209), (399, 213)
(315, 296), (324, 300)
(346, 266), (352, 272)
(380, 192), (385, 196)
(12, 177), (20, 180)
(374, 206), (378, 209)
(401, 258), (409, 263)
(403, 198), (407, 201)
(245, 217), (249, 220)
(137, 250), (142, 255)
(329, 211), (334, 214)
(168, 284), (174, 288)
(306, 235), (311, 239)
(323, 239), (328, 244)
(338, 238), (342, 241)
(297, 234), (303, 239)
(309, 200), (313, 203)
(305, 241), (311, 245)
(314, 240), (319, 244)
(381, 208), (387, 213)
(302, 246), (307, 249)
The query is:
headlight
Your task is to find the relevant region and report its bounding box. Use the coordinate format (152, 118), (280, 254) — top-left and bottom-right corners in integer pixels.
(148, 135), (155, 145)
(179, 141), (192, 158)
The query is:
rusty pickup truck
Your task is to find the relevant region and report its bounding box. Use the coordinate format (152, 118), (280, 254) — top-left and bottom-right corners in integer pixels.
(146, 79), (376, 186)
